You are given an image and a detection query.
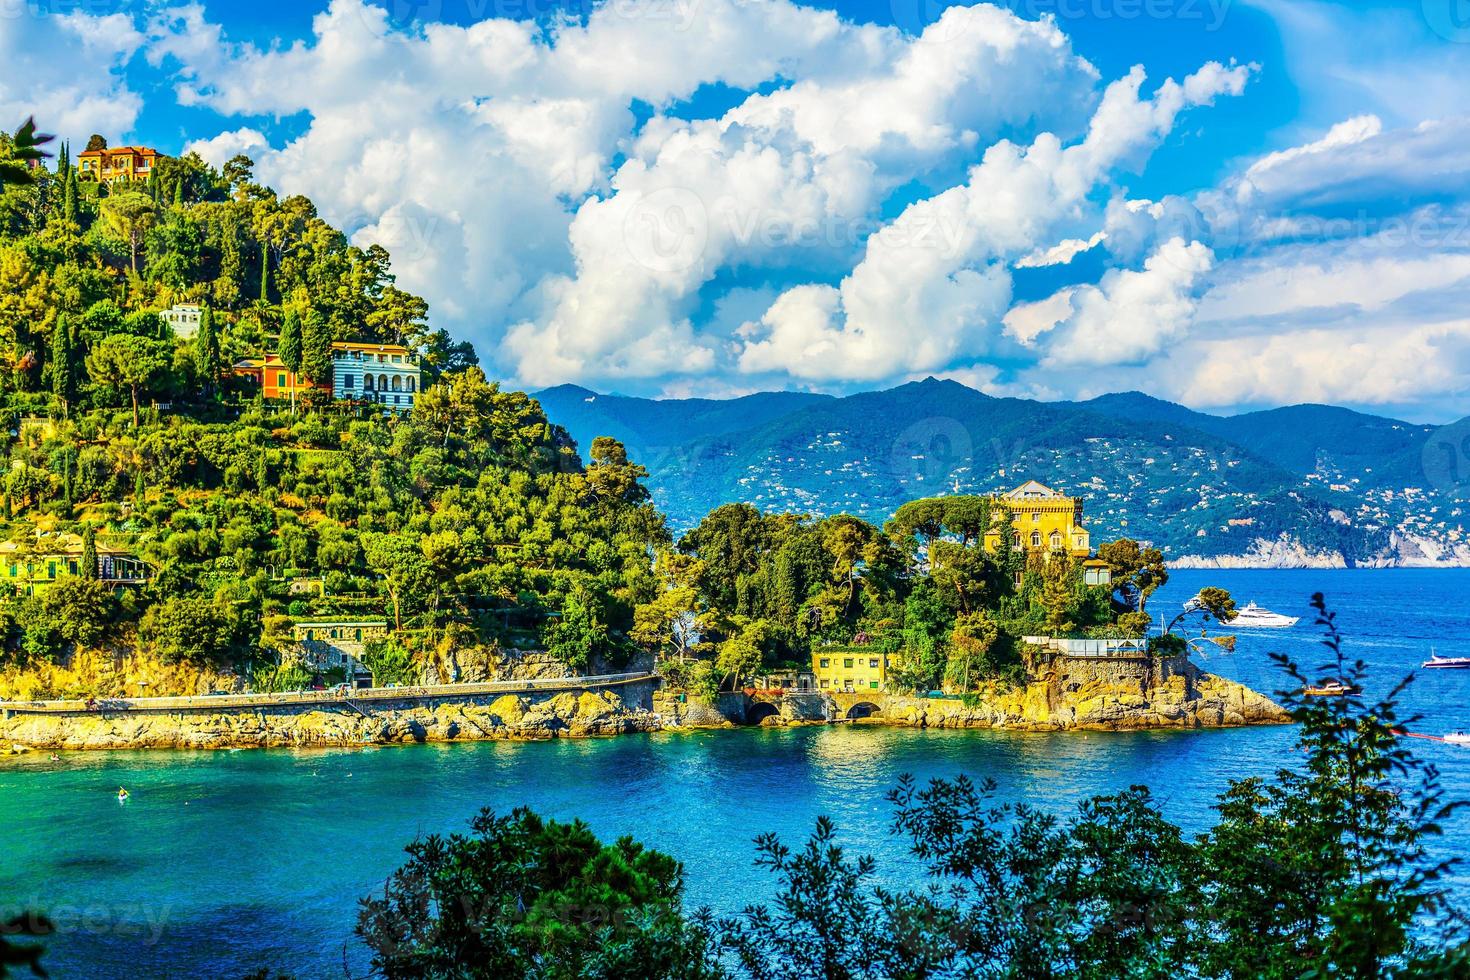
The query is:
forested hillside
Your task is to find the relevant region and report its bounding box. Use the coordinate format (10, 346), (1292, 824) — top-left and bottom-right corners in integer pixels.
(1, 126), (1182, 703)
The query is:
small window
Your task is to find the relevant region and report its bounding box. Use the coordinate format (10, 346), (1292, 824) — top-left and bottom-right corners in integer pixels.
(843, 658), (853, 668)
(869, 659), (879, 668)
(819, 658), (829, 668)
(276, 372), (287, 386)
(341, 374), (354, 389)
(1031, 531), (1042, 547)
(1032, 511), (1041, 522)
(820, 680), (830, 689)
(870, 681), (880, 690)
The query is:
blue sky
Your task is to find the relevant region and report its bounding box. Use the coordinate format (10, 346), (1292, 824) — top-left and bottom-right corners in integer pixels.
(7, 0), (1470, 420)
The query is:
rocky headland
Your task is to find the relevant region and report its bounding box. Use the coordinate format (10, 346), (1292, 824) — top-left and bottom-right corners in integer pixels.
(2, 651), (1289, 753)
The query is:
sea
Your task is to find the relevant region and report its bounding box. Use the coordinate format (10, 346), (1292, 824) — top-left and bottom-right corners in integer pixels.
(5, 569), (1470, 978)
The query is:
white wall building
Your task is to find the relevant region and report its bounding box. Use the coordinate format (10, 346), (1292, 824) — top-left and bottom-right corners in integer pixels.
(160, 304), (203, 339)
(330, 342), (421, 413)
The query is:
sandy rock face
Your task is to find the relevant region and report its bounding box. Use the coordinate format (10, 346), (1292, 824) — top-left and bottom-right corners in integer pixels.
(0, 687), (661, 751)
(853, 658), (1288, 732)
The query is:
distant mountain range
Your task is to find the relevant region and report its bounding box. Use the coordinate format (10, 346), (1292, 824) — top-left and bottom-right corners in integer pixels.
(536, 380), (1470, 567)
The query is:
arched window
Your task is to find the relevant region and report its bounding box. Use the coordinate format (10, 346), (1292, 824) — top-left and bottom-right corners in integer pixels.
(391, 375), (402, 391)
(1030, 531), (1042, 547)
(1049, 531), (1062, 550)
(379, 374), (388, 391)
(407, 376), (416, 392)
(1012, 533), (1022, 548)
(364, 375), (374, 391)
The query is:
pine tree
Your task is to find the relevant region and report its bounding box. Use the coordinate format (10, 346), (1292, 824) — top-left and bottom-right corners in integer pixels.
(279, 310), (302, 411)
(195, 305), (220, 397)
(173, 180), (184, 208)
(81, 525), (99, 580)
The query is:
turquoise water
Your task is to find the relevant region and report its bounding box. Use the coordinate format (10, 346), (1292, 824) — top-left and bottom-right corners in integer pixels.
(6, 570), (1470, 978)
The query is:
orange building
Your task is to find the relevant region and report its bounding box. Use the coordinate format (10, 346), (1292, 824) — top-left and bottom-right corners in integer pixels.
(231, 356), (329, 401)
(77, 145), (161, 184)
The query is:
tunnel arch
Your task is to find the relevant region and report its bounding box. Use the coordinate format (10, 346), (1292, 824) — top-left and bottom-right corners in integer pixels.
(747, 702), (780, 725)
(846, 701), (881, 721)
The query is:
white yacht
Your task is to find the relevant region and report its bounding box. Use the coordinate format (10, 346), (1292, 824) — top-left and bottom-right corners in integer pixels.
(1423, 651), (1470, 669)
(1220, 600), (1299, 629)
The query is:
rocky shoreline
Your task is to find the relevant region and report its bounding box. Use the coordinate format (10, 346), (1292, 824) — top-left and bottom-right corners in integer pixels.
(1, 653), (1290, 753)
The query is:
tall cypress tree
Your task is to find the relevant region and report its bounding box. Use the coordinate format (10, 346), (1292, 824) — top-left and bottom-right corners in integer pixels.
(259, 247), (270, 304)
(279, 309), (302, 411)
(173, 180), (184, 208)
(81, 525), (99, 580)
(51, 313), (76, 413)
(195, 305), (220, 397)
(301, 309), (332, 386)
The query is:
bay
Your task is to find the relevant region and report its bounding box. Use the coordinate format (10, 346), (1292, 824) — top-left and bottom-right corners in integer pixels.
(5, 569), (1470, 978)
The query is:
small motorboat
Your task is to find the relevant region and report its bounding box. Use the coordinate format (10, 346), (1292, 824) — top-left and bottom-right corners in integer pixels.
(1423, 650), (1470, 669)
(1222, 601), (1299, 629)
(1444, 731), (1470, 745)
(1303, 680), (1357, 697)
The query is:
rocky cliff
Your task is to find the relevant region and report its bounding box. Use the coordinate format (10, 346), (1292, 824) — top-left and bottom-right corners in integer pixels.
(1, 687), (660, 751)
(673, 653), (1289, 733)
(3, 654), (1288, 752)
(864, 658), (1293, 728)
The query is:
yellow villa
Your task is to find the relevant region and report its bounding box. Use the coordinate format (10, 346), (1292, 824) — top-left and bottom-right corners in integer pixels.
(982, 480), (1093, 557)
(811, 648), (891, 693)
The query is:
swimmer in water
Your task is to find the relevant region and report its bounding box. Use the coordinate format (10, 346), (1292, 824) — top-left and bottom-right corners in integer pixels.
(117, 787), (130, 801)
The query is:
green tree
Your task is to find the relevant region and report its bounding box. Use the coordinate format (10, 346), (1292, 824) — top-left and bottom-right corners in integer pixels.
(1097, 537), (1168, 614)
(301, 308), (331, 385)
(81, 525), (98, 580)
(50, 312), (77, 411)
(100, 191), (158, 274)
(39, 577), (114, 648)
(357, 807), (717, 980)
(363, 533), (431, 631)
(86, 333), (166, 427)
(194, 305), (220, 395)
(1039, 552), (1077, 636)
(278, 309), (302, 411)
(715, 624), (764, 690)
(142, 594), (249, 667)
(632, 551), (712, 663)
(946, 609), (1000, 691)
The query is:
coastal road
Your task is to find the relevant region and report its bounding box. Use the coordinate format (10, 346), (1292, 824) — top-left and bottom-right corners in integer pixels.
(0, 671), (658, 717)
